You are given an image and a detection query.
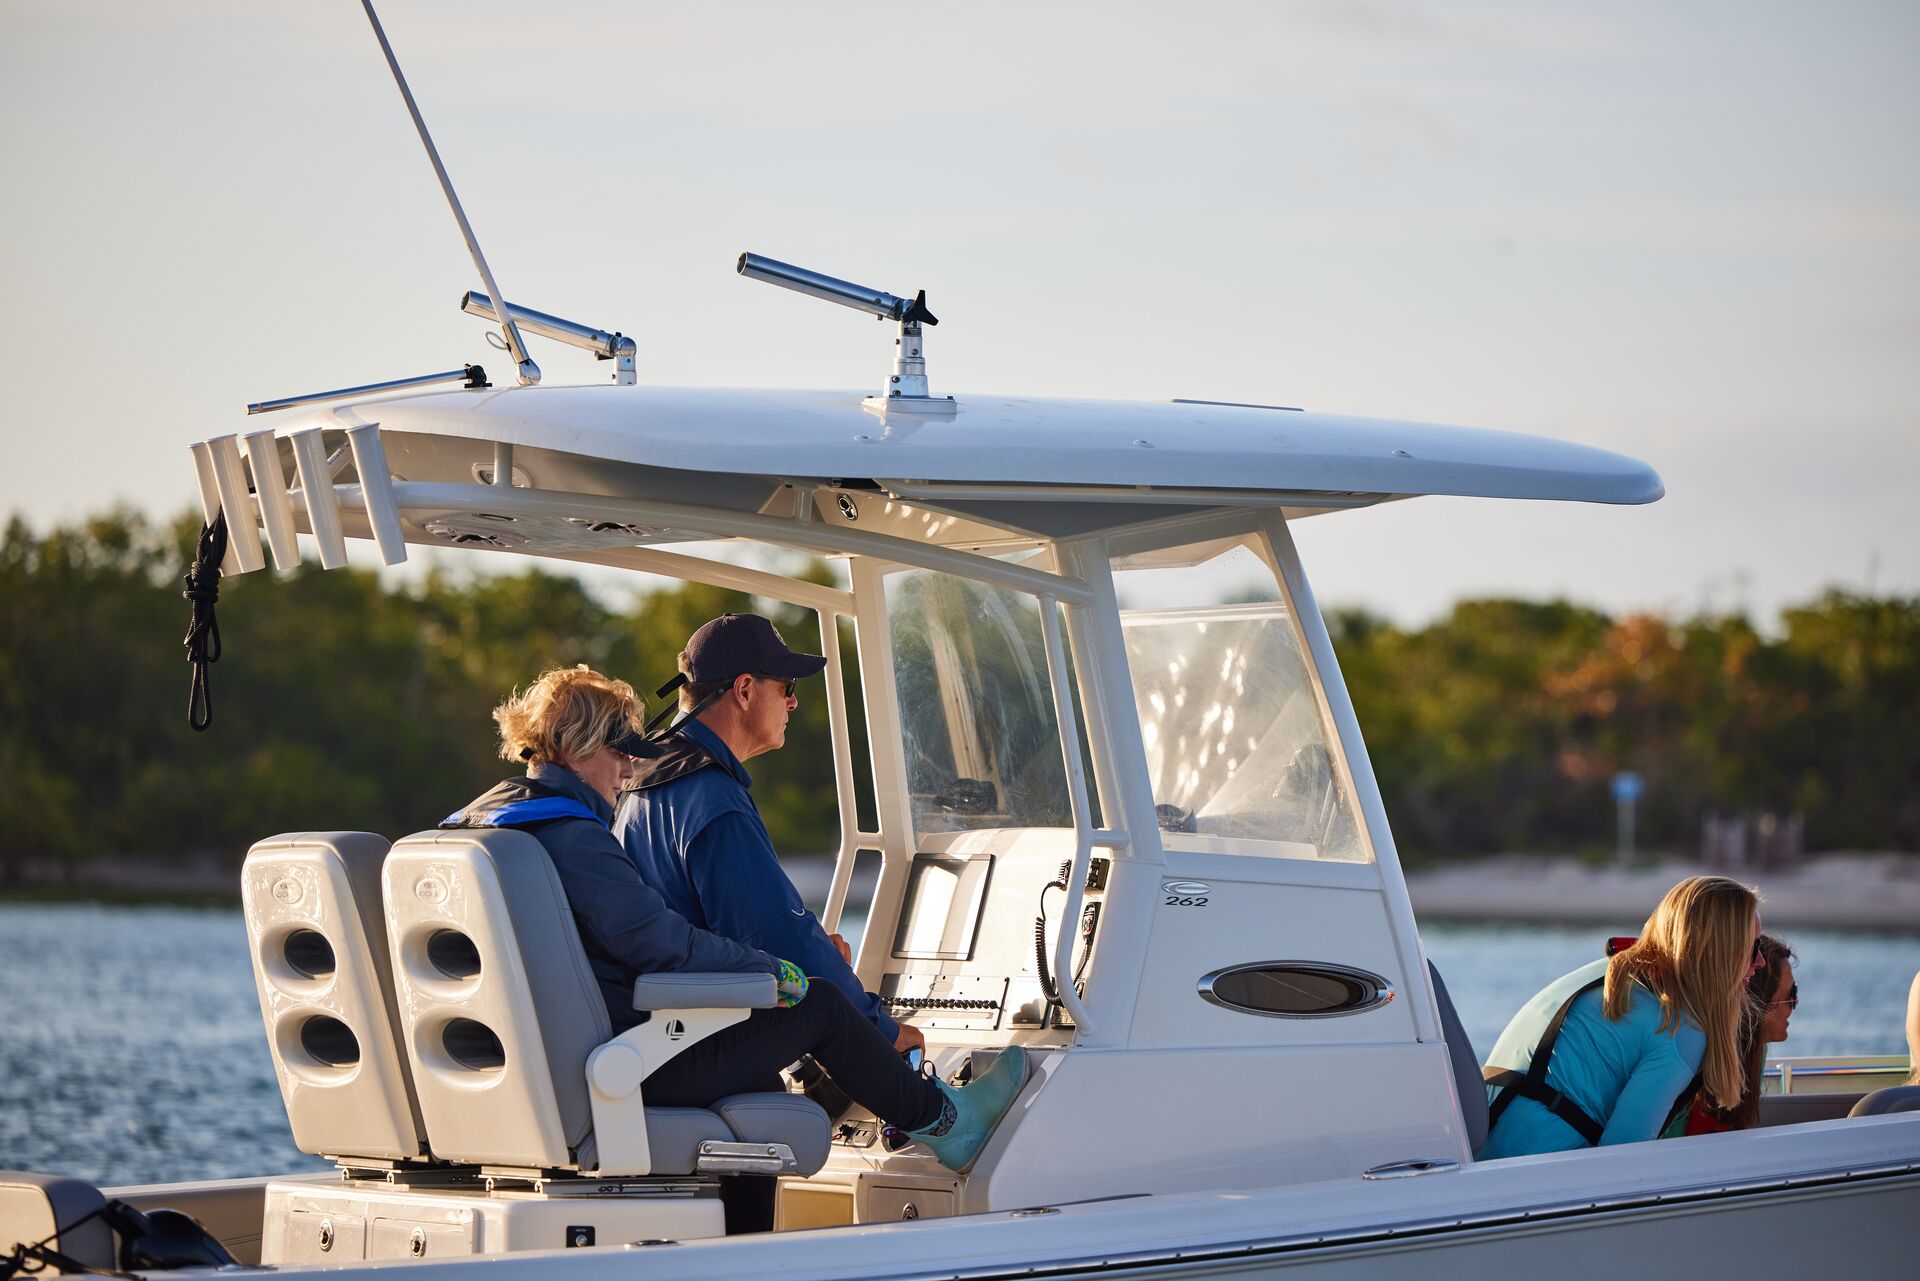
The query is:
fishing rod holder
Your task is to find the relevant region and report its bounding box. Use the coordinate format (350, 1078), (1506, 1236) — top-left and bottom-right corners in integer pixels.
(462, 293), (638, 385)
(247, 366), (490, 415)
(737, 252), (955, 416)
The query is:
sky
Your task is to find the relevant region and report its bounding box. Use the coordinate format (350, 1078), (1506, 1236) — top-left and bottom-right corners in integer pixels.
(2, 1), (1915, 625)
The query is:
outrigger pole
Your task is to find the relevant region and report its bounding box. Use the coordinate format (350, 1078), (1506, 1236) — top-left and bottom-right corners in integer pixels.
(360, 0), (540, 387)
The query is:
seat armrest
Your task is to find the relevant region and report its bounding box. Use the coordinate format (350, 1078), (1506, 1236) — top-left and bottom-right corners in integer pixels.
(632, 972), (777, 1011)
(586, 1001), (760, 1177)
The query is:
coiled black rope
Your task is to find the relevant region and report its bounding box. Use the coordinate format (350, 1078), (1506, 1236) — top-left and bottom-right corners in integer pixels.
(1, 1200), (144, 1280)
(182, 512), (228, 731)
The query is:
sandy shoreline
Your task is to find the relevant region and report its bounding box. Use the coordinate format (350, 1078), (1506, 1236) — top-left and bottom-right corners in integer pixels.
(1404, 853), (1920, 931)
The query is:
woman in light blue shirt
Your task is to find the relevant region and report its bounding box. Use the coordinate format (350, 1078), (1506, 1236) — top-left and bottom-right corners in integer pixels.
(1477, 876), (1761, 1159)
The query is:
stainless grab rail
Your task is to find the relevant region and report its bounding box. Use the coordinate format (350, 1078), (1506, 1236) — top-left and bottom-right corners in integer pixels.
(1036, 593), (1131, 1036)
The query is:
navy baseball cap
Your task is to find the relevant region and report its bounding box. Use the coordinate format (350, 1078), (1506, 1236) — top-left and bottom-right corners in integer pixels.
(682, 614), (828, 685)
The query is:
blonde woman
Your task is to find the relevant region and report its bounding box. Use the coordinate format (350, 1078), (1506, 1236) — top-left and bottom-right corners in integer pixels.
(443, 665), (1030, 1183)
(1477, 876), (1761, 1158)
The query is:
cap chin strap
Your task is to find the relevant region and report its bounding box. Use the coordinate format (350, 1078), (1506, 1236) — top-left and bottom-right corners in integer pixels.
(642, 672), (727, 741)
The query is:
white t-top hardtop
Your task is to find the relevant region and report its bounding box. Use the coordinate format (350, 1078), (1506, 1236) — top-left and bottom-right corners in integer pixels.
(306, 383), (1662, 505)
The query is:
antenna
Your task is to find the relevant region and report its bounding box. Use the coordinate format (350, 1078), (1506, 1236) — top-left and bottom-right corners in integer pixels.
(360, 0), (539, 387)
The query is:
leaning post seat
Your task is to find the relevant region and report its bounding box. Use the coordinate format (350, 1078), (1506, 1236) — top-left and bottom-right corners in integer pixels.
(381, 828), (831, 1178)
(241, 832), (428, 1163)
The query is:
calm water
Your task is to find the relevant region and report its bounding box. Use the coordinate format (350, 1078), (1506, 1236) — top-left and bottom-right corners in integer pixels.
(1, 902), (1913, 1187)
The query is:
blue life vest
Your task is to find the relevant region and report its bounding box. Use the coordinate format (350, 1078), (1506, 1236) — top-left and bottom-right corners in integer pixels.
(444, 796), (600, 828)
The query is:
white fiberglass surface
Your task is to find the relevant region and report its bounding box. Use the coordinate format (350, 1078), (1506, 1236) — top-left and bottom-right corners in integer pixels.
(884, 569), (1071, 836)
(1114, 540), (1366, 862)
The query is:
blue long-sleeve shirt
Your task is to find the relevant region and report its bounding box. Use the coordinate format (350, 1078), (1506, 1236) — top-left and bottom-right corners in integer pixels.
(615, 719), (899, 1043)
(1476, 958), (1706, 1159)
(445, 760), (780, 1033)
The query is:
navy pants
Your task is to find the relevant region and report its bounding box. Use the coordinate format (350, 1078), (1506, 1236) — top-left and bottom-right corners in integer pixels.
(642, 983), (942, 1131)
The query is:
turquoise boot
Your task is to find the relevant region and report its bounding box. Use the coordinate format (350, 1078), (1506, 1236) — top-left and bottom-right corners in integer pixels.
(907, 1046), (1031, 1172)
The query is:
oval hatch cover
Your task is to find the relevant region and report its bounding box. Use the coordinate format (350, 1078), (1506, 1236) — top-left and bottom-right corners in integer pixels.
(1197, 961), (1395, 1019)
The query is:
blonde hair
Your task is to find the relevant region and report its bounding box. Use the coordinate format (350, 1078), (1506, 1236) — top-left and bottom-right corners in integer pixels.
(492, 665), (645, 767)
(1604, 875), (1759, 1110)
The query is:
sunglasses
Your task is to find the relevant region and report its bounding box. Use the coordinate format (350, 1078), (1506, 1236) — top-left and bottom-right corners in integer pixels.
(757, 675), (797, 698)
(1770, 982), (1799, 1009)
(1749, 937), (1767, 974)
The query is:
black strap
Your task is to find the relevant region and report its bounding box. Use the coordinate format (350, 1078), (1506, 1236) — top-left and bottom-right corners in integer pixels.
(2, 1239), (96, 1279)
(642, 682), (726, 740)
(1, 1200), (145, 1281)
(1483, 976), (1607, 1145)
(181, 512), (228, 731)
(1483, 1065), (1604, 1145)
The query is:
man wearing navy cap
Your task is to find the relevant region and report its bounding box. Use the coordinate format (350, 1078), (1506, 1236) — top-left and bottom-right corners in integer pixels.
(615, 614), (922, 1058)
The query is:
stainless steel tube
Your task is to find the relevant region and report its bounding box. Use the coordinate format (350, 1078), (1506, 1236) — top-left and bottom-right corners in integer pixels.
(247, 367), (483, 415)
(736, 253), (914, 321)
(461, 292), (631, 360)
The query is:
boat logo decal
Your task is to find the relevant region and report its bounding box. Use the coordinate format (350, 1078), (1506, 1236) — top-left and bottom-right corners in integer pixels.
(271, 877), (303, 905)
(837, 494), (860, 521)
(1162, 880), (1211, 907)
(665, 1018), (688, 1041)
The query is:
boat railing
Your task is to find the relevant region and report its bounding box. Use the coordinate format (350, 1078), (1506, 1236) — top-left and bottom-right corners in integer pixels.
(1764, 1054), (1912, 1095)
(1037, 584), (1130, 1036)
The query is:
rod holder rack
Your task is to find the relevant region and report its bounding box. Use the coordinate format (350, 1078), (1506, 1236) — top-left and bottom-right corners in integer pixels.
(189, 423), (410, 575)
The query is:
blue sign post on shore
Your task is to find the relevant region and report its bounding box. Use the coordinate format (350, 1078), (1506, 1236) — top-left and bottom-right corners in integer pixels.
(1612, 771), (1643, 865)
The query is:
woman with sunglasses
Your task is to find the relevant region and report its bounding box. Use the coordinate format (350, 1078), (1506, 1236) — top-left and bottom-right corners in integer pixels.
(1477, 876), (1762, 1159)
(1680, 934), (1796, 1134)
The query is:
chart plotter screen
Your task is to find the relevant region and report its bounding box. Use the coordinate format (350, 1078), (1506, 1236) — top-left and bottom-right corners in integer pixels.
(890, 851), (994, 961)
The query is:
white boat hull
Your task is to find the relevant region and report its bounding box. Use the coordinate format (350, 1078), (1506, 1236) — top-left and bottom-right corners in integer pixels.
(101, 1115), (1917, 1279)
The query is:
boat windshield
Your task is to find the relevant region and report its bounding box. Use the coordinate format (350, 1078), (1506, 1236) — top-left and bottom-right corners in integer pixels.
(1114, 537), (1367, 862)
(885, 569), (1072, 836)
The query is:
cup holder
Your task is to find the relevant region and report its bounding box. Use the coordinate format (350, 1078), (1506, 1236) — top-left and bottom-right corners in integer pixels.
(442, 1018), (506, 1071)
(299, 1015), (361, 1068)
(426, 929), (482, 980)
(283, 929), (337, 980)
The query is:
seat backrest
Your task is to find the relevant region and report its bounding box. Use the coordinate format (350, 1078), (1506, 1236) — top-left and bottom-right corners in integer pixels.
(1849, 1085), (1920, 1117)
(0, 1171), (115, 1277)
(382, 828), (612, 1169)
(242, 832), (426, 1161)
(1428, 962), (1488, 1154)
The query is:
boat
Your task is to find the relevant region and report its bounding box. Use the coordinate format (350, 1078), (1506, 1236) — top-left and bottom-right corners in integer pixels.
(4, 7), (1915, 1277)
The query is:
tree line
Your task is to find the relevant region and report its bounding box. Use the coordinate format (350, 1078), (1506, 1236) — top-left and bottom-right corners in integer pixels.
(1, 508), (1914, 882)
